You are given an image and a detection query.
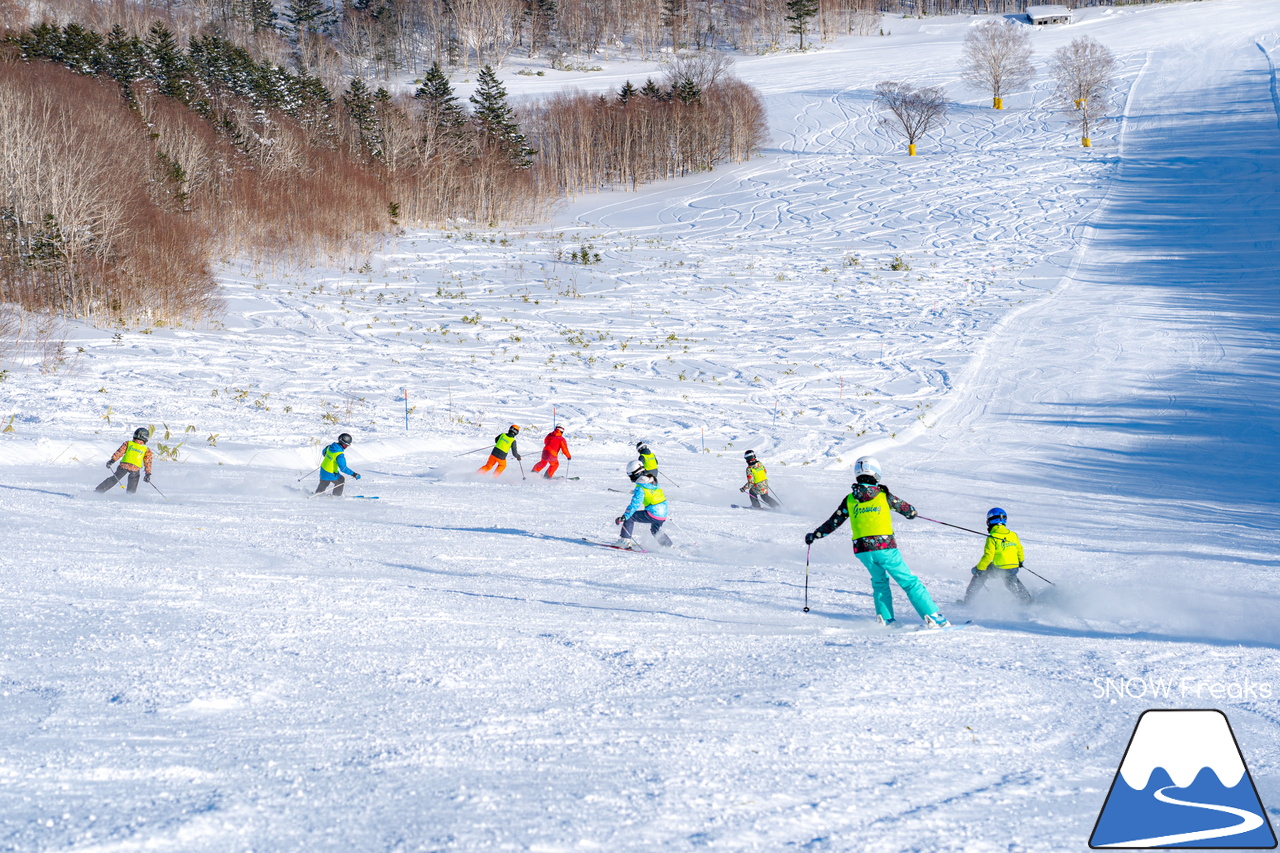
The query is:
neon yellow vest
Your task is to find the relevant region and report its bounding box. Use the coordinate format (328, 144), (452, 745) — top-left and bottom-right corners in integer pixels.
(749, 463), (768, 485)
(846, 490), (894, 539)
(642, 484), (667, 506)
(495, 433), (514, 454)
(322, 446), (344, 475)
(640, 450), (658, 471)
(122, 441), (148, 468)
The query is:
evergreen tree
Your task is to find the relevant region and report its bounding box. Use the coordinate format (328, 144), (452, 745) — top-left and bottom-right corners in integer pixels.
(617, 80), (637, 105)
(146, 23), (192, 103)
(673, 76), (700, 105)
(103, 25), (145, 97)
(344, 77), (379, 159)
(469, 65), (535, 168)
(285, 0), (336, 41)
(414, 61), (468, 156)
(638, 77), (666, 101)
(786, 0), (818, 50)
(244, 0), (278, 33)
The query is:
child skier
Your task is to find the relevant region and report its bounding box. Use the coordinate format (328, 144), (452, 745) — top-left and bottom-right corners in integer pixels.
(531, 426), (571, 479)
(478, 425), (522, 476)
(804, 456), (950, 628)
(959, 508), (1033, 605)
(316, 433), (361, 496)
(636, 441), (658, 475)
(740, 450), (780, 509)
(95, 427), (154, 494)
(614, 460), (673, 549)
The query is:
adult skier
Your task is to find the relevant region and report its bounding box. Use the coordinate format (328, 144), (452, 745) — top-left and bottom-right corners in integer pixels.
(958, 508), (1033, 605)
(531, 425), (571, 479)
(740, 449), (780, 509)
(316, 433), (361, 496)
(636, 441), (658, 475)
(804, 456), (950, 628)
(614, 460), (672, 549)
(478, 425), (522, 476)
(95, 427), (154, 494)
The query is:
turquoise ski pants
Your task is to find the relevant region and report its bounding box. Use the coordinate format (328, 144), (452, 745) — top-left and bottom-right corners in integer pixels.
(855, 548), (938, 622)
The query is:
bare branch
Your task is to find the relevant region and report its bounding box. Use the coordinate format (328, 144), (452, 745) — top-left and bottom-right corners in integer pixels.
(874, 80), (949, 153)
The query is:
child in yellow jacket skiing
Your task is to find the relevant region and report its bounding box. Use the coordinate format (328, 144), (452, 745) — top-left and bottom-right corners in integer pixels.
(959, 508), (1033, 604)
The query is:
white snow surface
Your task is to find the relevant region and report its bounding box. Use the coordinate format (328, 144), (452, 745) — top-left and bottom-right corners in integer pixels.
(4, 2), (1280, 850)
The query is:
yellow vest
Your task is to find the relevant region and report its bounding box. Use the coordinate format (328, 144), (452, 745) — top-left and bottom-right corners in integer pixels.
(122, 441), (148, 468)
(748, 463), (768, 485)
(322, 445), (344, 474)
(846, 490), (894, 539)
(640, 450), (658, 471)
(642, 483), (667, 506)
(495, 433), (515, 454)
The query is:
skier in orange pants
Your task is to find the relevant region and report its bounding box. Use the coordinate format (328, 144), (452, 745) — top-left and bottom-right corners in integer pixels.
(478, 425), (522, 476)
(531, 425), (571, 479)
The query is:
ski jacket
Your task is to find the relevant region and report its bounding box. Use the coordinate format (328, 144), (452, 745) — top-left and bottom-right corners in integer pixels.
(744, 461), (769, 494)
(109, 440), (153, 474)
(623, 481), (668, 520)
(541, 431), (571, 461)
(975, 524), (1024, 571)
(490, 432), (521, 461)
(320, 442), (355, 481)
(814, 484), (916, 553)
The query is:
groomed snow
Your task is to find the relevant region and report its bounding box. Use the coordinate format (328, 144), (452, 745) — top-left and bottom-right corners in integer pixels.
(3, 1), (1280, 850)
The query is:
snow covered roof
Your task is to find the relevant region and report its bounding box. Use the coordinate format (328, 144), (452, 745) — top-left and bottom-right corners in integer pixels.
(1026, 4), (1072, 23)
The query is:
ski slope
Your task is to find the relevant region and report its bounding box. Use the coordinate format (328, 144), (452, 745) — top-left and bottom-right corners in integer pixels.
(3, 2), (1280, 850)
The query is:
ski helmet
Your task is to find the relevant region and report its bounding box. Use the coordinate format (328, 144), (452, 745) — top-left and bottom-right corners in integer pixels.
(986, 507), (1007, 527)
(133, 427), (150, 442)
(744, 449), (757, 461)
(553, 425), (564, 434)
(625, 459), (646, 481)
(338, 433), (353, 447)
(853, 456), (882, 485)
(509, 424), (520, 434)
(636, 441), (649, 451)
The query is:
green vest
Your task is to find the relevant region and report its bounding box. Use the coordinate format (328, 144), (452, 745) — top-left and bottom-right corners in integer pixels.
(122, 441), (148, 468)
(495, 433), (515, 454)
(640, 450), (658, 471)
(643, 483), (667, 506)
(846, 490), (894, 539)
(748, 463), (768, 485)
(322, 446), (344, 475)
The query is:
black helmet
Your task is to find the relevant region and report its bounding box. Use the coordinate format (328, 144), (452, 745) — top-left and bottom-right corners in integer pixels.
(338, 433), (353, 447)
(744, 449), (757, 461)
(133, 427), (150, 442)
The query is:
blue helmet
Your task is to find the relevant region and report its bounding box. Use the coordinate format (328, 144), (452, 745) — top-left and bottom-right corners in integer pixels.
(986, 507), (1007, 526)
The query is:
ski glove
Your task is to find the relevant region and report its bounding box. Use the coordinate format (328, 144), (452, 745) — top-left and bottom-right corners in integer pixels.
(905, 508), (918, 519)
(740, 485), (748, 492)
(354, 473), (361, 480)
(105, 460), (114, 469)
(144, 474), (151, 483)
(804, 532), (818, 545)
(615, 516), (625, 525)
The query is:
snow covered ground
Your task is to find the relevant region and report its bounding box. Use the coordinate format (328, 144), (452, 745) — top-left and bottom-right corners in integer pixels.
(3, 1), (1280, 850)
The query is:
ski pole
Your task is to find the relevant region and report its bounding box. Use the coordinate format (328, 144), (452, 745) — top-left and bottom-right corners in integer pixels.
(455, 446), (491, 458)
(296, 465), (321, 482)
(803, 544), (811, 612)
(1021, 565), (1055, 586)
(518, 457), (526, 480)
(665, 517), (698, 546)
(917, 515), (988, 537)
(148, 479), (169, 501)
(657, 471), (680, 487)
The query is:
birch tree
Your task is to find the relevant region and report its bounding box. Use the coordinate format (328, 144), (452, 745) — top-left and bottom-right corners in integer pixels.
(961, 19), (1033, 110)
(874, 81), (949, 155)
(1049, 36), (1116, 147)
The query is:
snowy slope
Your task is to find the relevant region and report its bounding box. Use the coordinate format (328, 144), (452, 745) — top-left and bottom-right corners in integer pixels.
(3, 2), (1280, 850)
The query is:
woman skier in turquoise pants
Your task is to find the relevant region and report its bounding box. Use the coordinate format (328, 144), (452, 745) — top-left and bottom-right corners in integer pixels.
(804, 456), (950, 628)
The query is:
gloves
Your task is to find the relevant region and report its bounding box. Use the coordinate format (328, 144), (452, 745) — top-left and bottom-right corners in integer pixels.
(740, 485), (748, 492)
(106, 460), (114, 469)
(615, 516), (625, 525)
(804, 532), (817, 545)
(354, 473), (361, 480)
(515, 454), (523, 461)
(144, 473), (151, 483)
(971, 567), (981, 575)
(905, 507), (918, 519)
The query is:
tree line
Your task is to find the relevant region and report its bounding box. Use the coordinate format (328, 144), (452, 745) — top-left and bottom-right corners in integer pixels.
(0, 20), (767, 325)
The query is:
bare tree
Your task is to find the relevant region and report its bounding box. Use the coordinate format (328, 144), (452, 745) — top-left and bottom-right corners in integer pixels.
(661, 49), (735, 92)
(1049, 36), (1116, 147)
(874, 81), (949, 155)
(961, 19), (1033, 110)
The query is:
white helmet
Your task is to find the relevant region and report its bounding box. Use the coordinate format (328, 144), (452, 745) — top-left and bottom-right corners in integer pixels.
(625, 459), (646, 480)
(853, 456), (882, 485)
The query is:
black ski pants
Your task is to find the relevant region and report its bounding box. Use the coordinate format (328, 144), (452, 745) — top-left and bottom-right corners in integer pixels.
(96, 466), (141, 494)
(749, 491), (781, 510)
(316, 476), (346, 497)
(963, 567), (1033, 604)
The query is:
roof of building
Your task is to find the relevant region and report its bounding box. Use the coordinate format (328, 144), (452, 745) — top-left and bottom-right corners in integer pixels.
(1026, 4), (1073, 16)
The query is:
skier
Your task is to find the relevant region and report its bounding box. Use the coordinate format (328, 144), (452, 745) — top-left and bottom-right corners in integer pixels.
(478, 425), (522, 476)
(740, 449), (780, 509)
(316, 432), (361, 497)
(804, 456), (950, 628)
(636, 440), (658, 475)
(614, 459), (673, 549)
(95, 427), (154, 494)
(531, 425), (571, 479)
(959, 508), (1033, 605)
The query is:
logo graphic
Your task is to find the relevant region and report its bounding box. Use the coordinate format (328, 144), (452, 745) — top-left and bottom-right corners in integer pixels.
(1090, 709), (1277, 848)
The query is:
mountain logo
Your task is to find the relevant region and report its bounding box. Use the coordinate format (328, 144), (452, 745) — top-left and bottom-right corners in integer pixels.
(1090, 709), (1277, 849)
